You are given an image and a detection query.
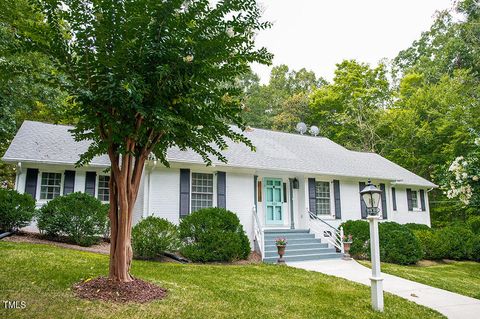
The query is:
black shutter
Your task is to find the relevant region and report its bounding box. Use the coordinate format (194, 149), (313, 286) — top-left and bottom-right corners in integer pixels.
(24, 168), (39, 199)
(85, 171), (96, 196)
(217, 171), (226, 209)
(179, 169), (190, 218)
(392, 187), (397, 211)
(380, 183), (387, 219)
(406, 188), (413, 211)
(420, 189), (426, 211)
(308, 178), (316, 214)
(253, 175), (258, 211)
(63, 170), (76, 195)
(283, 182), (287, 203)
(333, 180), (341, 219)
(359, 182), (367, 219)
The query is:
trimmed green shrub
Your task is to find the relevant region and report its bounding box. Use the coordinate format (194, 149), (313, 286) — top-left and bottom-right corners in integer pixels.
(433, 225), (476, 260)
(341, 220), (423, 264)
(412, 229), (438, 259)
(0, 188), (36, 232)
(380, 222), (423, 264)
(404, 223), (431, 231)
(340, 220), (370, 258)
(132, 216), (181, 259)
(468, 236), (480, 262)
(467, 216), (480, 235)
(37, 192), (109, 246)
(179, 208), (250, 262)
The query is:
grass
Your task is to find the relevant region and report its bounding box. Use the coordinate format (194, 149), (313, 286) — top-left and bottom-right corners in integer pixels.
(358, 260), (480, 299)
(0, 242), (444, 319)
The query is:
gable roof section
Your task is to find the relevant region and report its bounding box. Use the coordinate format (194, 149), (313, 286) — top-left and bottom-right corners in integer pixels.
(3, 121), (436, 187)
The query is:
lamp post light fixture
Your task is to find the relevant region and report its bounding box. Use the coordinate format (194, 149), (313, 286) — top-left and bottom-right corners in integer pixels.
(360, 180), (384, 312)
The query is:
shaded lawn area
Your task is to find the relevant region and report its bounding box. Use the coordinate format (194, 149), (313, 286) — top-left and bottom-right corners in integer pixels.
(0, 242), (443, 319)
(358, 260), (480, 299)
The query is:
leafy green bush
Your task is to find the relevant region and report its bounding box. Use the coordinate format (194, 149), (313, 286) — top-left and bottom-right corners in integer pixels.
(179, 208), (250, 262)
(468, 236), (480, 262)
(340, 220), (370, 258)
(0, 188), (36, 232)
(412, 229), (438, 259)
(433, 225), (476, 260)
(380, 222), (423, 264)
(132, 216), (181, 259)
(37, 192), (109, 246)
(404, 223), (431, 231)
(341, 220), (423, 264)
(467, 216), (480, 235)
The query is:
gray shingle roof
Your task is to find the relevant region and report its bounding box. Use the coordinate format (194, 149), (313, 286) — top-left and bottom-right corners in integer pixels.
(2, 121), (436, 187)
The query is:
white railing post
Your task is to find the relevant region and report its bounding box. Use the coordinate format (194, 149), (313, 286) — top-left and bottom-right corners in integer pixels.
(340, 226), (345, 253)
(252, 206), (264, 260)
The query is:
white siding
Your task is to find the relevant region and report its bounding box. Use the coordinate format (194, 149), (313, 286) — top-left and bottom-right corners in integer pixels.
(148, 168), (181, 225)
(226, 173), (255, 246)
(390, 186), (431, 226)
(132, 172), (145, 225)
(74, 171), (86, 193)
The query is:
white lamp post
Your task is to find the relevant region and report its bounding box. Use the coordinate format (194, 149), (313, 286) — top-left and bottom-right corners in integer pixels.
(360, 180), (384, 312)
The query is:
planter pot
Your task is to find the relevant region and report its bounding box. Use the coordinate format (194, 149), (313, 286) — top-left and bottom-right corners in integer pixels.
(343, 241), (352, 260)
(277, 245), (286, 264)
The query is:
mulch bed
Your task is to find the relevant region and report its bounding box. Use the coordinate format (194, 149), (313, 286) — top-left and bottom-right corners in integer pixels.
(73, 276), (167, 303)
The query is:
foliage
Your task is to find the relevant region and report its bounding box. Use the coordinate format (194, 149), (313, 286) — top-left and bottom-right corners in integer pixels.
(412, 230), (437, 260)
(441, 138), (480, 208)
(37, 192), (109, 246)
(240, 65), (323, 130)
(467, 215), (480, 235)
(132, 216), (181, 259)
(179, 208), (250, 262)
(404, 223), (431, 231)
(341, 220), (423, 265)
(309, 60), (391, 152)
(0, 188), (35, 231)
(340, 220), (370, 258)
(0, 242), (444, 318)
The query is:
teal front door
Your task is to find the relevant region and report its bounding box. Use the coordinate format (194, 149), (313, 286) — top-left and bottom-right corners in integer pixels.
(265, 178), (284, 225)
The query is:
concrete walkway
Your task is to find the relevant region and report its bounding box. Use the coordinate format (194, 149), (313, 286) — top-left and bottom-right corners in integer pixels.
(288, 259), (480, 319)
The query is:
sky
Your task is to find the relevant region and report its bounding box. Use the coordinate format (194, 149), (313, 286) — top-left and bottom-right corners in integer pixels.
(251, 0), (454, 83)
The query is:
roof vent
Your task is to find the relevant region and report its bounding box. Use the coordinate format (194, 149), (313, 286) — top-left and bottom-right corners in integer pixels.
(310, 125), (319, 137)
(295, 122), (307, 135)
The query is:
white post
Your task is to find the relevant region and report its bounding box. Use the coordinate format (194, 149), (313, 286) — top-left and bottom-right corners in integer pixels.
(339, 226), (345, 253)
(367, 215), (384, 312)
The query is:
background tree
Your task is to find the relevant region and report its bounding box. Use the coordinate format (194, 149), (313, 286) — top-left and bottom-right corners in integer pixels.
(0, 0), (73, 187)
(13, 0), (272, 282)
(309, 60), (390, 151)
(241, 65), (322, 129)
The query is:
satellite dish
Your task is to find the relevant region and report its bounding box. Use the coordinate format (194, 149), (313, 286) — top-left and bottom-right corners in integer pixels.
(310, 125), (319, 137)
(296, 122), (307, 135)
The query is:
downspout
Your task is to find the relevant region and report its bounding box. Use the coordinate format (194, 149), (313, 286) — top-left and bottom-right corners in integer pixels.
(15, 162), (22, 191)
(289, 178), (295, 229)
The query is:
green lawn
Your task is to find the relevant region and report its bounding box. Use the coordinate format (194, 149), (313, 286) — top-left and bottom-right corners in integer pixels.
(358, 260), (480, 299)
(0, 242), (443, 319)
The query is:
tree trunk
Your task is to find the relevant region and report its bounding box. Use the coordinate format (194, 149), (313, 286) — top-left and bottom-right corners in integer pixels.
(107, 150), (146, 282)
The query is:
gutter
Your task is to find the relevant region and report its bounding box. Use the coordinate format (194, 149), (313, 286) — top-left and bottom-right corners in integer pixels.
(0, 231), (14, 240)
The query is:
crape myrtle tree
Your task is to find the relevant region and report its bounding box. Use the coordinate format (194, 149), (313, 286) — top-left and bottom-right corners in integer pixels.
(25, 0), (271, 282)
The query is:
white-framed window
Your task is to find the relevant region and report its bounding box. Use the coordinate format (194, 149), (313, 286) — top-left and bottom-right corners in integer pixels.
(411, 190), (419, 209)
(315, 181), (331, 215)
(191, 172), (214, 212)
(97, 175), (110, 202)
(40, 172), (62, 200)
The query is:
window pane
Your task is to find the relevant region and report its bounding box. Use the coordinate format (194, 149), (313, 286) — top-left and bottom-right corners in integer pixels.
(411, 191), (418, 208)
(191, 173), (214, 212)
(315, 181), (330, 215)
(97, 175), (110, 202)
(40, 172), (61, 200)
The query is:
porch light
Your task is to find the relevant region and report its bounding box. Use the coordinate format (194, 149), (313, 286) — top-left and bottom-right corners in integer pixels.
(292, 178), (299, 189)
(360, 180), (382, 216)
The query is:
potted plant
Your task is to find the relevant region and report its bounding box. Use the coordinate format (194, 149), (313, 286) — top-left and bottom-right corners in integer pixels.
(342, 234), (353, 260)
(275, 237), (287, 264)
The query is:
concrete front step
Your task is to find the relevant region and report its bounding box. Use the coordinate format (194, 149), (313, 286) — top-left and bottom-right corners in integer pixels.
(264, 252), (342, 263)
(265, 238), (321, 245)
(264, 247), (337, 258)
(265, 242), (329, 250)
(264, 229), (310, 234)
(264, 233), (315, 240)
